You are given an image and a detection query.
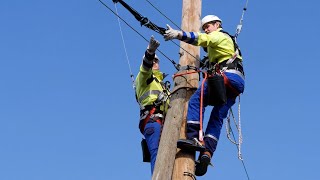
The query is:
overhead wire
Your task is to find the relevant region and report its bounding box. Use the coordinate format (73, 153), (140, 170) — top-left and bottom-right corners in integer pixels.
(104, 0), (203, 67)
(145, 0), (182, 31)
(145, 0), (202, 64)
(115, 0), (203, 66)
(98, 0), (180, 70)
(102, 0), (250, 71)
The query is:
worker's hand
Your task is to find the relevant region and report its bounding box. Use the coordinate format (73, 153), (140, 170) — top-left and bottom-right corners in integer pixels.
(164, 24), (181, 41)
(147, 36), (160, 54)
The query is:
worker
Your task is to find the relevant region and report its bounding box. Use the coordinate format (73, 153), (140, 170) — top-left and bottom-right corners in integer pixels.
(164, 15), (245, 176)
(135, 36), (170, 174)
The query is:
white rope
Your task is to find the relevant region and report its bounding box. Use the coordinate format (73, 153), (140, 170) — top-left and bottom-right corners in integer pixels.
(238, 96), (243, 160)
(226, 95), (243, 160)
(114, 4), (135, 89)
(235, 0), (249, 38)
(114, 4), (146, 110)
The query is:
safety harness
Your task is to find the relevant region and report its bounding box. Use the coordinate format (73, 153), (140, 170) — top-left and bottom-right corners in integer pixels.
(201, 31), (244, 98)
(137, 75), (170, 133)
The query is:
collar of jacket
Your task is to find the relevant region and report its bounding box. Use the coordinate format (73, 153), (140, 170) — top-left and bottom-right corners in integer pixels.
(208, 28), (223, 34)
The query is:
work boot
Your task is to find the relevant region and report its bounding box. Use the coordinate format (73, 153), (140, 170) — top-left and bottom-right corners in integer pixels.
(195, 151), (211, 176)
(177, 138), (205, 152)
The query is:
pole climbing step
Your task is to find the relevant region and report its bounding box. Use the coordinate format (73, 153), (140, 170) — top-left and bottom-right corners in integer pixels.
(177, 139), (205, 152)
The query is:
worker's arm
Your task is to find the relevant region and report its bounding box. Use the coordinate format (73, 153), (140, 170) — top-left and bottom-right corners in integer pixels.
(163, 24), (221, 48)
(137, 36), (160, 83)
(141, 36), (160, 72)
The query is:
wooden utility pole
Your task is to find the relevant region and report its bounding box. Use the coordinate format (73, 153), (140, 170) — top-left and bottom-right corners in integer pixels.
(152, 0), (201, 179)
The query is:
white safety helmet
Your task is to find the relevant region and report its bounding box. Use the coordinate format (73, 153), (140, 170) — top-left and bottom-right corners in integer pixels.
(201, 15), (222, 29)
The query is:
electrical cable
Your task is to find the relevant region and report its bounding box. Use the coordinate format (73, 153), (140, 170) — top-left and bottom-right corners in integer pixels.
(98, 0), (180, 70)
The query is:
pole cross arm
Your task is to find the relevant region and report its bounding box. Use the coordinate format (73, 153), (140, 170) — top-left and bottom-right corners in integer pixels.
(112, 0), (166, 34)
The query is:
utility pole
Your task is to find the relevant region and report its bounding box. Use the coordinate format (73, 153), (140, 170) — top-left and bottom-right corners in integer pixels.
(152, 0), (202, 179)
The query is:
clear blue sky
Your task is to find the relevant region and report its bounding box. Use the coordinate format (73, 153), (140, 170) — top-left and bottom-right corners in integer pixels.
(1, 0), (320, 180)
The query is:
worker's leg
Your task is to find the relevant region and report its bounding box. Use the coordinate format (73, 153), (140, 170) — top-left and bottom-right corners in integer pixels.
(186, 80), (208, 139)
(194, 98), (235, 176)
(204, 72), (244, 155)
(205, 98), (236, 153)
(196, 72), (244, 176)
(144, 122), (161, 174)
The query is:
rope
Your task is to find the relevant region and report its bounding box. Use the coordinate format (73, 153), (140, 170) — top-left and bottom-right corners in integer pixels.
(238, 96), (243, 159)
(235, 0), (249, 38)
(199, 72), (207, 142)
(226, 96), (250, 180)
(226, 97), (242, 160)
(173, 70), (200, 78)
(114, 4), (135, 88)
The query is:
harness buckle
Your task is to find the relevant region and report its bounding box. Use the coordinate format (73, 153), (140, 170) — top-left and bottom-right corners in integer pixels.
(153, 91), (168, 106)
(150, 113), (164, 119)
(140, 110), (149, 121)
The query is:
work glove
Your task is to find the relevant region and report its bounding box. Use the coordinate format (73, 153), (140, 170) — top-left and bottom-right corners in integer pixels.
(147, 36), (160, 54)
(163, 24), (181, 41)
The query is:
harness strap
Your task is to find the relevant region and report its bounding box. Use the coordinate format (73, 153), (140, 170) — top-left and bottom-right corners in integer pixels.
(219, 58), (245, 78)
(139, 107), (163, 133)
(222, 73), (240, 98)
(220, 30), (242, 57)
(141, 74), (170, 107)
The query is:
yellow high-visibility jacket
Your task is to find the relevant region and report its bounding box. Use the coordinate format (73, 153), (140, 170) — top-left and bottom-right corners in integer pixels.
(181, 28), (242, 63)
(135, 59), (169, 112)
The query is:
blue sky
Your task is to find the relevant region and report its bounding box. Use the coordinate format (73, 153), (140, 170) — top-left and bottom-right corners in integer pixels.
(1, 0), (320, 180)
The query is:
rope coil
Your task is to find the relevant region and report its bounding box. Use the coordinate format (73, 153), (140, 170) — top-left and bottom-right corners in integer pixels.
(226, 96), (243, 160)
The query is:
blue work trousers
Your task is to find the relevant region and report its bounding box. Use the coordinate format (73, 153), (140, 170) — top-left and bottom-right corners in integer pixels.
(186, 72), (245, 155)
(143, 121), (161, 174)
